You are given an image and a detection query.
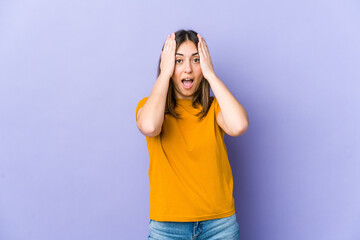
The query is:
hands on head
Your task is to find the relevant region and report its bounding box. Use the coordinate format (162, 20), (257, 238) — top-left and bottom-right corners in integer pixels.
(160, 32), (215, 80)
(197, 33), (215, 80)
(160, 33), (176, 79)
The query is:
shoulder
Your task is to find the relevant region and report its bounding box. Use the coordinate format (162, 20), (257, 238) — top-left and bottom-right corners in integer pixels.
(137, 96), (148, 104)
(136, 96), (148, 108)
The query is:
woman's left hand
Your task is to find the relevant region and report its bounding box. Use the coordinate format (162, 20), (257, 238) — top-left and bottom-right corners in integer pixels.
(197, 33), (216, 80)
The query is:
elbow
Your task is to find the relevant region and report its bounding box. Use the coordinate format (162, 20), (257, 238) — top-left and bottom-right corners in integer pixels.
(143, 128), (161, 137)
(137, 121), (161, 137)
(232, 121), (249, 137)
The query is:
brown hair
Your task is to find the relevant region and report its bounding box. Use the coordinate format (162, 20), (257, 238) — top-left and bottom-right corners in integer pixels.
(157, 29), (214, 121)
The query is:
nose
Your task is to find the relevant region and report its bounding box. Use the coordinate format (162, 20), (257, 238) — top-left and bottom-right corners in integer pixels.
(184, 60), (192, 73)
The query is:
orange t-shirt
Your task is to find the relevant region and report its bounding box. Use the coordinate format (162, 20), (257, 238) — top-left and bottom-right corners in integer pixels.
(135, 96), (235, 222)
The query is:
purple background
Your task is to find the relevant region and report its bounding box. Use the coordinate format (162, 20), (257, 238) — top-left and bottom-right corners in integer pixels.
(1, 1), (359, 239)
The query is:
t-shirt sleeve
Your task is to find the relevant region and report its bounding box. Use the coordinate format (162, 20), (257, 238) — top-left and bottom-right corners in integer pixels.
(213, 96), (225, 137)
(213, 97), (221, 117)
(135, 97), (148, 121)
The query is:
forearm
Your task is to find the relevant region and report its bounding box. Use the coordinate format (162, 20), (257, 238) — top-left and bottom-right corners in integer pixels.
(207, 74), (249, 133)
(138, 74), (170, 135)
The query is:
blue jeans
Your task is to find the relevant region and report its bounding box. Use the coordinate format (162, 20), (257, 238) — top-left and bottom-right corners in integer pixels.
(148, 212), (239, 240)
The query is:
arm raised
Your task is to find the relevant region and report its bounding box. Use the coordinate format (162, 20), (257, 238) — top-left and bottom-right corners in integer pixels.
(136, 74), (170, 137)
(197, 33), (249, 137)
(136, 33), (176, 137)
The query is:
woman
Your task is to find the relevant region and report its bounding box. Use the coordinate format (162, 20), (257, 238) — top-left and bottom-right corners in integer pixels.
(135, 29), (249, 240)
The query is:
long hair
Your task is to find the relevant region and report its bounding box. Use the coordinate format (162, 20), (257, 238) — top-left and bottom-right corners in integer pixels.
(157, 29), (214, 120)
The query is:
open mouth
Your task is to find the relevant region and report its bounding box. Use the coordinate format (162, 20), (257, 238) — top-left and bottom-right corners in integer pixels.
(181, 79), (194, 89)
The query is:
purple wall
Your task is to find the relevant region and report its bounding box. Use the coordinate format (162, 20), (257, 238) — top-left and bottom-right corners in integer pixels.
(1, 1), (359, 239)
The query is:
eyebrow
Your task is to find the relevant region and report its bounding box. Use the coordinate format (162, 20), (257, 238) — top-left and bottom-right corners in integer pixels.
(176, 52), (199, 56)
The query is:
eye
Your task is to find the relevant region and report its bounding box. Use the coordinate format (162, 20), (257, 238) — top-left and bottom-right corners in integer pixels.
(193, 58), (200, 63)
(176, 59), (182, 64)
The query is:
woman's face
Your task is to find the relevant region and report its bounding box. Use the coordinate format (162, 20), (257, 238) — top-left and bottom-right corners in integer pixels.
(171, 40), (203, 99)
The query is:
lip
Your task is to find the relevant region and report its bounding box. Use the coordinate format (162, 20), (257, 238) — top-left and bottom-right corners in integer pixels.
(181, 79), (194, 89)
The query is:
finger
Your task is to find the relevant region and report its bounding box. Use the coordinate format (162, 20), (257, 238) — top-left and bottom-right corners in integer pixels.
(170, 40), (175, 55)
(162, 35), (169, 52)
(203, 41), (209, 55)
(202, 44), (209, 60)
(167, 33), (172, 44)
(169, 32), (174, 43)
(198, 34), (202, 43)
(200, 39), (206, 56)
(168, 37), (173, 53)
(169, 33), (175, 49)
(165, 34), (171, 50)
(198, 35), (207, 55)
(162, 35), (169, 51)
(171, 32), (175, 44)
(201, 38), (209, 57)
(197, 39), (201, 52)
(173, 33), (177, 48)
(199, 34), (206, 45)
(197, 34), (202, 46)
(199, 35), (208, 52)
(171, 33), (176, 49)
(202, 43), (208, 58)
(172, 37), (176, 52)
(198, 40), (205, 59)
(198, 35), (205, 47)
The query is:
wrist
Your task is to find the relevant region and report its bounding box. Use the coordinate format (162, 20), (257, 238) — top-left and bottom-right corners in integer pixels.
(159, 72), (172, 80)
(204, 72), (217, 82)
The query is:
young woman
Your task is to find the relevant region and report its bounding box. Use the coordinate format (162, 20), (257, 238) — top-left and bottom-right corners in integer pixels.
(135, 29), (249, 240)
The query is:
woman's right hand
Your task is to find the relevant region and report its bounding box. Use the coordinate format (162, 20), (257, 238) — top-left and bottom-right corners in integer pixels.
(159, 33), (176, 79)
